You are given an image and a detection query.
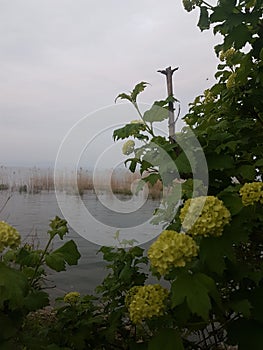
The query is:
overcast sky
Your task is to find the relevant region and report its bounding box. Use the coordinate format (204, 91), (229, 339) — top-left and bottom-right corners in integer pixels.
(0, 0), (220, 168)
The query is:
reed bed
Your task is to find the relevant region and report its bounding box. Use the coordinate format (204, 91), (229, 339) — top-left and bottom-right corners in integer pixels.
(0, 166), (163, 199)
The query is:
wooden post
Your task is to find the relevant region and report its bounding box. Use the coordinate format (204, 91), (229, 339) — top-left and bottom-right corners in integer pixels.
(158, 66), (179, 141)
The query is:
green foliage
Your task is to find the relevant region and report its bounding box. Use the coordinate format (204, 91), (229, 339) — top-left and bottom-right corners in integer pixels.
(1, 1), (262, 348)
(96, 245), (148, 306)
(0, 217), (81, 349)
(107, 1), (263, 348)
(0, 263), (28, 309)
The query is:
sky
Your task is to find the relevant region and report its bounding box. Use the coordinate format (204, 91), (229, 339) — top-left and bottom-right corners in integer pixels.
(0, 0), (220, 168)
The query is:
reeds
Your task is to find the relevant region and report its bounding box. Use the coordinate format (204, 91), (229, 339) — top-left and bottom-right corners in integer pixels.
(0, 166), (163, 199)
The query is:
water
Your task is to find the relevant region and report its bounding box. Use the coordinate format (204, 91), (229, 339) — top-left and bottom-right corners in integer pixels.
(0, 190), (161, 299)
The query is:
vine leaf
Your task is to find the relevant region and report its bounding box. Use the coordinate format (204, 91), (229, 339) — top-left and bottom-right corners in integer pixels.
(23, 290), (49, 311)
(171, 273), (217, 320)
(45, 240), (81, 272)
(0, 263), (28, 309)
(229, 299), (252, 318)
(143, 104), (168, 123)
(199, 235), (235, 275)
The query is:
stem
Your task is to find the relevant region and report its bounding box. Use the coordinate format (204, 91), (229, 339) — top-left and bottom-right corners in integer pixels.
(29, 234), (53, 286)
(133, 102), (155, 137)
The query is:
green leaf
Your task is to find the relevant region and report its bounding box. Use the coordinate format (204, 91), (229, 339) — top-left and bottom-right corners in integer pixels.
(237, 164), (255, 180)
(153, 96), (178, 108)
(223, 207), (251, 243)
(195, 273), (221, 306)
(114, 92), (132, 103)
(113, 123), (147, 141)
(218, 190), (243, 215)
(130, 246), (144, 258)
(125, 158), (139, 173)
(17, 249), (41, 267)
(45, 240), (81, 272)
(0, 313), (19, 342)
(198, 6), (210, 31)
(143, 104), (168, 123)
(142, 173), (161, 186)
(199, 235), (235, 275)
(119, 264), (133, 282)
(171, 273), (213, 320)
(206, 154), (234, 170)
(210, 1), (236, 23)
(175, 152), (192, 173)
(23, 290), (49, 311)
(130, 82), (149, 102)
(215, 140), (239, 153)
(115, 82), (149, 104)
(0, 263), (28, 309)
(229, 299), (252, 318)
(148, 328), (184, 350)
(230, 24), (252, 49)
(140, 159), (153, 174)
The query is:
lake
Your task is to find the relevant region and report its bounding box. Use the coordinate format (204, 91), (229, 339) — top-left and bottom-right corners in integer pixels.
(0, 190), (161, 299)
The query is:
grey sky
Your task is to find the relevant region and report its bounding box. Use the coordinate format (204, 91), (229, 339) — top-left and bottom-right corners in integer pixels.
(0, 0), (220, 167)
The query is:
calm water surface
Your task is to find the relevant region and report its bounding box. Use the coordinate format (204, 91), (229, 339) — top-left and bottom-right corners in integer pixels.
(0, 191), (160, 298)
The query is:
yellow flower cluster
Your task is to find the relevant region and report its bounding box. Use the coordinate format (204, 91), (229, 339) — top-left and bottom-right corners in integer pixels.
(204, 89), (215, 103)
(63, 291), (80, 304)
(126, 284), (168, 324)
(226, 72), (237, 89)
(122, 140), (135, 155)
(0, 221), (21, 253)
(148, 230), (198, 275)
(239, 182), (263, 206)
(125, 286), (140, 309)
(180, 196), (231, 237)
(219, 48), (235, 62)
